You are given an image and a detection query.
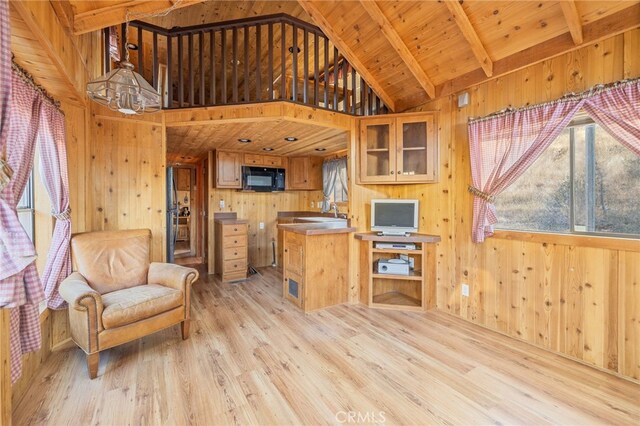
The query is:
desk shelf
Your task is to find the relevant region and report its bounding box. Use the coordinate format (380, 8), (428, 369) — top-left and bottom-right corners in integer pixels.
(356, 232), (440, 312)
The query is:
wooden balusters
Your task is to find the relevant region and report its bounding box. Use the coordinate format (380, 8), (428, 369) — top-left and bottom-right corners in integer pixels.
(152, 32), (158, 89)
(177, 35), (184, 107)
(313, 32), (319, 106)
(137, 27), (143, 78)
(281, 23), (286, 102)
(167, 35), (173, 108)
(232, 27), (238, 103)
(323, 38), (329, 107)
(199, 32), (205, 105)
(292, 24), (298, 102)
(125, 16), (386, 115)
(188, 33), (194, 106)
(333, 46), (338, 109)
(210, 30), (215, 105)
(256, 25), (261, 102)
(221, 29), (227, 104)
(268, 23), (274, 101)
(303, 28), (309, 104)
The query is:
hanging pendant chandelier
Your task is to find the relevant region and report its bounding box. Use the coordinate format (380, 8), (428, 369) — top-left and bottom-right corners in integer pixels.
(86, 10), (164, 114)
(86, 60), (161, 115)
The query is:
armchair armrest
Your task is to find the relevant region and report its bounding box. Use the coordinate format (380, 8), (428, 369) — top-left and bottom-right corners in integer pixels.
(148, 263), (199, 292)
(59, 272), (104, 315)
(59, 272), (104, 351)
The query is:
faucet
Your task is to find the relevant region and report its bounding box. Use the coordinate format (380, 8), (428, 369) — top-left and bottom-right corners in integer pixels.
(330, 202), (339, 218)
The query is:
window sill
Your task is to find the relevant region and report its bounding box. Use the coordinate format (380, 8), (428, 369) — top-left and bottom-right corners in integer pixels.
(492, 230), (640, 252)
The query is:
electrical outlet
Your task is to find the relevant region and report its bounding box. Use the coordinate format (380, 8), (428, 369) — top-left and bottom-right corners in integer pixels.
(310, 201), (314, 208)
(219, 199), (225, 209)
(461, 283), (470, 297)
(259, 222), (265, 230)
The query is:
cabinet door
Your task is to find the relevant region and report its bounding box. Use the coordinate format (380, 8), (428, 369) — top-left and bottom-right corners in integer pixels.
(396, 115), (437, 182)
(288, 157), (309, 189)
(244, 153), (263, 165)
(216, 151), (242, 188)
(359, 117), (397, 183)
(263, 155), (282, 167)
(176, 168), (191, 191)
(283, 232), (305, 276)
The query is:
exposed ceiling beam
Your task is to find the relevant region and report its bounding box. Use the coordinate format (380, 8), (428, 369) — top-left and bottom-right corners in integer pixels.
(436, 3), (640, 100)
(73, 0), (203, 35)
(559, 0), (584, 45)
(297, 0), (397, 112)
(50, 0), (74, 34)
(443, 0), (493, 77)
(358, 0), (435, 99)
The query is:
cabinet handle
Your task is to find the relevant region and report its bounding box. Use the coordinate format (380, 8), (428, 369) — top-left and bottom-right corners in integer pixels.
(284, 249), (288, 253)
(234, 240), (237, 243)
(235, 178), (239, 181)
(398, 170), (402, 174)
(234, 228), (238, 231)
(390, 171), (394, 175)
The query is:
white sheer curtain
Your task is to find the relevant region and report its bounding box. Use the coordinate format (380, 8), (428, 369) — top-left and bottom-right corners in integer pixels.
(321, 157), (348, 212)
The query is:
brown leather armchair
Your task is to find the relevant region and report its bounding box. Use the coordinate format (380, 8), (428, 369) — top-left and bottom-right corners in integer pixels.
(59, 229), (199, 379)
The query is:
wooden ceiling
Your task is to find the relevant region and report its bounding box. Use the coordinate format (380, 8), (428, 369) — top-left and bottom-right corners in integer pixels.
(166, 118), (348, 159)
(57, 0), (640, 112)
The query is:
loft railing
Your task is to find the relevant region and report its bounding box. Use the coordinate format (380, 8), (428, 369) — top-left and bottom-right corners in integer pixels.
(103, 14), (388, 115)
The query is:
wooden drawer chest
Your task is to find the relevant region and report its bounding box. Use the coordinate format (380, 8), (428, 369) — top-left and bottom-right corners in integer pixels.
(214, 219), (248, 282)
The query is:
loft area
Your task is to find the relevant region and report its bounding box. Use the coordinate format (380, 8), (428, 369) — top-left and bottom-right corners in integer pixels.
(105, 14), (390, 115)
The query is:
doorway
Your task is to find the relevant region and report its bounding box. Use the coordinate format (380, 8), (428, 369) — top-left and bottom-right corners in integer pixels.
(167, 164), (204, 265)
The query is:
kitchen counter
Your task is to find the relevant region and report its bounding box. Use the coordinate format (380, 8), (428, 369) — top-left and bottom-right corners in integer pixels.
(277, 222), (356, 235)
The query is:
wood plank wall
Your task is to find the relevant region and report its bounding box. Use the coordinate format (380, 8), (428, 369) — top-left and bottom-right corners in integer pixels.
(349, 29), (640, 381)
(89, 107), (167, 262)
(208, 189), (323, 272)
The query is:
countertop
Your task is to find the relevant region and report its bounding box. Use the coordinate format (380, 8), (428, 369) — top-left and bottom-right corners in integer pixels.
(277, 222), (356, 235)
(277, 211), (338, 218)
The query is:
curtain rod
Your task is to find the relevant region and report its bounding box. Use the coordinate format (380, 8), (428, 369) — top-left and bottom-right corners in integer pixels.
(11, 56), (64, 114)
(468, 77), (640, 124)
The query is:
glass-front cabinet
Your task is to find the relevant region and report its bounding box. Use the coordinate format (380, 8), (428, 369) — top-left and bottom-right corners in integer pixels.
(359, 117), (397, 183)
(359, 113), (438, 184)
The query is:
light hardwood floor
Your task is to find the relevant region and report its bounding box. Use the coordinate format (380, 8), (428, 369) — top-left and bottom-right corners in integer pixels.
(13, 266), (640, 425)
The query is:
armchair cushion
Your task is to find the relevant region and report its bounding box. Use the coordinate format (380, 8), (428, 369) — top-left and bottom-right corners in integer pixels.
(71, 229), (151, 294)
(102, 284), (183, 329)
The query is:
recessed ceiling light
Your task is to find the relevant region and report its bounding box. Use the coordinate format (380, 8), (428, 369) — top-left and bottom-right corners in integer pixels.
(262, 147), (274, 151)
(284, 137), (298, 142)
(315, 148), (326, 152)
(238, 138), (251, 143)
(288, 46), (301, 54)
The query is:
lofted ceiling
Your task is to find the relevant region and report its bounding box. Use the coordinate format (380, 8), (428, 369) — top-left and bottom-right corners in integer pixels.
(57, 0), (640, 112)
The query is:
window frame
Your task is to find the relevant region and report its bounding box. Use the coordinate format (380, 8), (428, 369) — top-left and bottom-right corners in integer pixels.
(494, 115), (639, 240)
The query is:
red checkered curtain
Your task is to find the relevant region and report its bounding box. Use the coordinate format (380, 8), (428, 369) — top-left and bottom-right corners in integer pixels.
(0, 71), (46, 382)
(583, 79), (640, 156)
(38, 102), (71, 309)
(468, 100), (583, 243)
(0, 0), (11, 191)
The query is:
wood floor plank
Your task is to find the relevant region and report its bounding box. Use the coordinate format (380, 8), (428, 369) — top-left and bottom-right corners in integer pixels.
(12, 266), (640, 425)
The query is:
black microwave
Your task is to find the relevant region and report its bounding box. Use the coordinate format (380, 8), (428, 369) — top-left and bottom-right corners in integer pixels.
(242, 166), (286, 192)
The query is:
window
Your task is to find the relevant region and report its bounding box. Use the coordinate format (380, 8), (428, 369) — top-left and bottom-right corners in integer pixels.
(17, 172), (35, 242)
(495, 118), (640, 237)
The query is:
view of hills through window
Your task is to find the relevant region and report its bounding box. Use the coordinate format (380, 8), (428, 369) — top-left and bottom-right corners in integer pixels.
(495, 119), (640, 236)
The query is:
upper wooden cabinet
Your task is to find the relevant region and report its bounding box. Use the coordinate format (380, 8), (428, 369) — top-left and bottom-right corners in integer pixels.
(243, 153), (283, 167)
(215, 151), (242, 188)
(288, 156), (323, 190)
(212, 150), (321, 190)
(359, 113), (438, 184)
(176, 168), (191, 191)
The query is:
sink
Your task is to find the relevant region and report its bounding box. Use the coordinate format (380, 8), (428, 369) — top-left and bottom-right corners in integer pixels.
(294, 217), (348, 224)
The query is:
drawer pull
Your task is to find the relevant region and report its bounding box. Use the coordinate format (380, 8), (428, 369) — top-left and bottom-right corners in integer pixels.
(234, 240), (237, 243)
